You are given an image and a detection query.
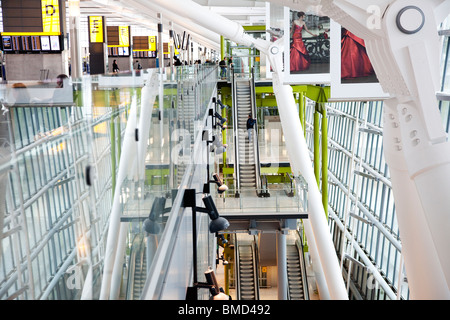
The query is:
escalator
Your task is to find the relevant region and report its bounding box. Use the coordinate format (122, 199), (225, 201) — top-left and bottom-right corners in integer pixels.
(286, 232), (309, 300)
(235, 234), (260, 300)
(231, 68), (262, 195)
(175, 74), (196, 187)
(230, 231), (309, 300)
(126, 234), (147, 300)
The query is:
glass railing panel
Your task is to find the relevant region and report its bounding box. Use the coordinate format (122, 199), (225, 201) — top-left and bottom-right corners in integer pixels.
(0, 79), (100, 299)
(212, 176), (308, 215)
(141, 66), (219, 300)
(141, 120), (213, 300)
(117, 65), (219, 299)
(0, 64), (219, 300)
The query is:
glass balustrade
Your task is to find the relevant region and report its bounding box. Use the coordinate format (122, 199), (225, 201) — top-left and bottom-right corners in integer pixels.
(0, 64), (219, 300)
(211, 176), (308, 215)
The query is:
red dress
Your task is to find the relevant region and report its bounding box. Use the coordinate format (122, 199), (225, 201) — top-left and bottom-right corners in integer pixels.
(290, 24), (311, 72)
(341, 30), (374, 79)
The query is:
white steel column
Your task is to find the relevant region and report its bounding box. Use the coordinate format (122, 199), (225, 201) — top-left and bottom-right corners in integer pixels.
(271, 76), (348, 299)
(109, 223), (128, 299)
(99, 97), (138, 299)
(150, 0), (348, 300)
(383, 100), (450, 299)
(302, 220), (330, 299)
(277, 229), (288, 300)
(68, 0), (82, 79)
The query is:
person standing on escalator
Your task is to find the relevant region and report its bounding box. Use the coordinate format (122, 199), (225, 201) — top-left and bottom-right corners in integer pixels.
(246, 114), (257, 143)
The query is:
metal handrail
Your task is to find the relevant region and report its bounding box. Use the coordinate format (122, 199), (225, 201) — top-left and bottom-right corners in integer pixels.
(250, 67), (263, 195)
(234, 234), (242, 300)
(252, 236), (261, 300)
(125, 234), (141, 299)
(295, 230), (310, 300)
(231, 69), (241, 193)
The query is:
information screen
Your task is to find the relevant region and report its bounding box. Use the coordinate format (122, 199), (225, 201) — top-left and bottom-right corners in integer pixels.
(0, 34), (62, 53)
(2, 36), (12, 51)
(31, 36), (41, 51)
(40, 36), (50, 50)
(50, 35), (60, 50)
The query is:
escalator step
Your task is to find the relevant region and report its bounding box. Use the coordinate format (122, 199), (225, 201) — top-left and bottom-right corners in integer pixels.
(239, 269), (253, 277)
(290, 290), (304, 295)
(287, 267), (301, 271)
(241, 288), (255, 293)
(241, 279), (254, 283)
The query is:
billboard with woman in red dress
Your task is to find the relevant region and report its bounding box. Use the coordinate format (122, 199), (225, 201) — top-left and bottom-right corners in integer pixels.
(288, 10), (330, 75)
(329, 20), (388, 100)
(341, 28), (377, 83)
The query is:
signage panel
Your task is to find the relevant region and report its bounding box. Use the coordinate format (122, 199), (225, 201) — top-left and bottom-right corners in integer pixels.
(149, 36), (156, 51)
(89, 16), (104, 43)
(41, 0), (61, 34)
(118, 26), (130, 47)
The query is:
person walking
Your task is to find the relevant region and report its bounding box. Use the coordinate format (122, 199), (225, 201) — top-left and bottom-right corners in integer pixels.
(112, 60), (119, 73)
(174, 56), (182, 66)
(134, 60), (142, 70)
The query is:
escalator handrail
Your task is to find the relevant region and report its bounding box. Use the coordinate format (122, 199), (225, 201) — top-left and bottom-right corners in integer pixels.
(251, 236), (260, 300)
(231, 69), (241, 192)
(234, 234), (242, 300)
(125, 234), (143, 300)
(250, 67), (263, 193)
(295, 230), (310, 300)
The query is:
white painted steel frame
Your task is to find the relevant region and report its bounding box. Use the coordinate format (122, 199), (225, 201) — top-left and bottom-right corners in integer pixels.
(150, 0), (348, 300)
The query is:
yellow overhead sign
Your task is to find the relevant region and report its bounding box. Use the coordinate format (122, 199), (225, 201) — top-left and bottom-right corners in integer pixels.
(89, 16), (104, 43)
(41, 0), (61, 34)
(118, 26), (130, 47)
(149, 36), (156, 51)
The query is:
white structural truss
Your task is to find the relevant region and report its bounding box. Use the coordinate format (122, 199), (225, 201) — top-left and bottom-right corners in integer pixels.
(148, 0), (450, 299)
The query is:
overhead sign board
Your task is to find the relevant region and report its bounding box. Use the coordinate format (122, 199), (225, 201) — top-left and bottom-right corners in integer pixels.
(1, 0), (62, 36)
(89, 16), (104, 43)
(149, 36), (157, 51)
(119, 26), (130, 47)
(41, 0), (61, 34)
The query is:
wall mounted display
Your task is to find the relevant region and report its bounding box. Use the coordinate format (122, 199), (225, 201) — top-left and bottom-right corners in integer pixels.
(329, 20), (389, 100)
(283, 7), (331, 84)
(132, 36), (157, 58)
(0, 34), (62, 53)
(0, 0), (64, 53)
(40, 35), (51, 50)
(50, 35), (60, 50)
(107, 26), (131, 57)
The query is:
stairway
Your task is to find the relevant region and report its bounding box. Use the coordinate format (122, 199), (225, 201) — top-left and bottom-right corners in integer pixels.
(238, 244), (258, 300)
(286, 244), (305, 300)
(235, 80), (257, 189)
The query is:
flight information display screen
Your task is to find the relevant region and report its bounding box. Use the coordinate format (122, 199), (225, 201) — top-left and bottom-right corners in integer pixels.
(1, 34), (63, 53)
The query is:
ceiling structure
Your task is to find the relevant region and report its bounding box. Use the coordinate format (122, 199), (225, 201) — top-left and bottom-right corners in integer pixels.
(76, 0), (267, 51)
